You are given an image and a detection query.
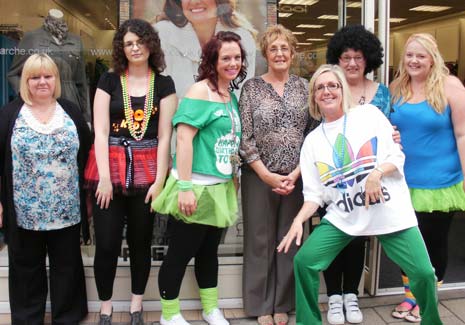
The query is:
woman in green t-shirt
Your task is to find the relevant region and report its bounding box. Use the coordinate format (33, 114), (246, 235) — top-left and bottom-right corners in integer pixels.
(152, 31), (247, 325)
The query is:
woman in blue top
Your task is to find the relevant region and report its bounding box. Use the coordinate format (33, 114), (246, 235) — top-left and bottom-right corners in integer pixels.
(390, 33), (465, 323)
(323, 24), (392, 325)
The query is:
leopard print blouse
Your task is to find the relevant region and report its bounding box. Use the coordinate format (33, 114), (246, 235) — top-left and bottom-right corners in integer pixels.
(239, 75), (315, 174)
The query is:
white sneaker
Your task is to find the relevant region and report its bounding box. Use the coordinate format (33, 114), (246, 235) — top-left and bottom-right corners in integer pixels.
(327, 294), (345, 325)
(160, 313), (191, 325)
(343, 293), (363, 324)
(202, 308), (229, 325)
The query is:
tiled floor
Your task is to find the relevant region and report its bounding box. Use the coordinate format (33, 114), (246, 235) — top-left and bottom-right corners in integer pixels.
(1, 290), (465, 324)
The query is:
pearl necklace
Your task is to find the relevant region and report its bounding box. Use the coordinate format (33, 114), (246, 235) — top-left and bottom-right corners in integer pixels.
(121, 69), (155, 141)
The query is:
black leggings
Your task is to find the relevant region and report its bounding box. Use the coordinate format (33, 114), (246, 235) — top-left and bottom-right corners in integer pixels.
(158, 218), (224, 300)
(93, 193), (154, 300)
(401, 211), (453, 282)
(323, 236), (366, 296)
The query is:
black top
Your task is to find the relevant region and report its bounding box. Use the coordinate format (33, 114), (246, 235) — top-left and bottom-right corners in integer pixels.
(0, 97), (92, 248)
(97, 71), (176, 138)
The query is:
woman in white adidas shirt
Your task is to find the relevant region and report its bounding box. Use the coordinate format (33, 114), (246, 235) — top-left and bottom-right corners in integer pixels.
(277, 64), (441, 325)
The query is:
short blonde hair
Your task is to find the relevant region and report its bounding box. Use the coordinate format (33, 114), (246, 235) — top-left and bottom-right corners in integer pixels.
(20, 53), (61, 105)
(308, 64), (354, 121)
(259, 24), (297, 58)
(390, 33), (448, 113)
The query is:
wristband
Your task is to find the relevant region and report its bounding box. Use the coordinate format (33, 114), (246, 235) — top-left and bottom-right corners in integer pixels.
(374, 166), (384, 176)
(177, 180), (193, 192)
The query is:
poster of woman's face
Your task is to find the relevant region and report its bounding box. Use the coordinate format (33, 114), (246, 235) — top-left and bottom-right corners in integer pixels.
(131, 0), (266, 98)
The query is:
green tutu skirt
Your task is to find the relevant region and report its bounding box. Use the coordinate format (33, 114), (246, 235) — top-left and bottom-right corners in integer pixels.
(410, 181), (465, 212)
(152, 174), (238, 227)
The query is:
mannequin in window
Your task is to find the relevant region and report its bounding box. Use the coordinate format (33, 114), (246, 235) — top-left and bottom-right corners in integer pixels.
(8, 9), (90, 122)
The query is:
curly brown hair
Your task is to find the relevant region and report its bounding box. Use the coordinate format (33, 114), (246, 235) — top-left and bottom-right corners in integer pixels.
(197, 31), (247, 95)
(112, 19), (166, 75)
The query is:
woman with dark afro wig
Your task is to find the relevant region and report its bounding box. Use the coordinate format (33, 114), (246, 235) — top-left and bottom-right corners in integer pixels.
(322, 24), (393, 325)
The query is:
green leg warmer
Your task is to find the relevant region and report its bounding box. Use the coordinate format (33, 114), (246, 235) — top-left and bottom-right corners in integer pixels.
(199, 287), (218, 315)
(161, 297), (180, 321)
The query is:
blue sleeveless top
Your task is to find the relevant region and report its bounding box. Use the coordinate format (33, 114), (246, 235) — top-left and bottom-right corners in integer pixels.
(370, 83), (391, 117)
(390, 100), (462, 189)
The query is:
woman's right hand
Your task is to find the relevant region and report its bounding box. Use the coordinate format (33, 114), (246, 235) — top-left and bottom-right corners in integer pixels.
(277, 218), (303, 253)
(263, 172), (291, 191)
(178, 191), (197, 216)
(392, 125), (401, 144)
(96, 178), (113, 209)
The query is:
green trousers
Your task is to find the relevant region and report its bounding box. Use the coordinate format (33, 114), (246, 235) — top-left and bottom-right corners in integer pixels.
(294, 219), (442, 325)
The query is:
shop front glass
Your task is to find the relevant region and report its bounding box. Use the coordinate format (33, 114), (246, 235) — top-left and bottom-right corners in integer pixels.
(378, 0), (465, 293)
(0, 0), (117, 263)
(128, 0), (268, 265)
(0, 0), (271, 270)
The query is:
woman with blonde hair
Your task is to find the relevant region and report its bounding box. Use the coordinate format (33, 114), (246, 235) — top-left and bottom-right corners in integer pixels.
(278, 64), (441, 325)
(323, 24), (392, 325)
(0, 53), (90, 324)
(240, 24), (314, 325)
(154, 0), (256, 98)
(390, 33), (465, 323)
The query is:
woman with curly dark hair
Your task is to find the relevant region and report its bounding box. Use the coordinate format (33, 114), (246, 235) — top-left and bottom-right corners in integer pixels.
(322, 25), (392, 325)
(152, 31), (246, 325)
(83, 18), (177, 325)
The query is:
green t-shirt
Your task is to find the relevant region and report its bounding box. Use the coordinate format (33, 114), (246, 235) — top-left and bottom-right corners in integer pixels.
(172, 94), (241, 179)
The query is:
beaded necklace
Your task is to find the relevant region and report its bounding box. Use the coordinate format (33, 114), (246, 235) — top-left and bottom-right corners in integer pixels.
(222, 93), (241, 175)
(322, 114), (348, 192)
(121, 69), (155, 141)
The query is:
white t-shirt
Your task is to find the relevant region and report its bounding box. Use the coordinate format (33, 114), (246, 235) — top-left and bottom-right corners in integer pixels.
(301, 104), (417, 236)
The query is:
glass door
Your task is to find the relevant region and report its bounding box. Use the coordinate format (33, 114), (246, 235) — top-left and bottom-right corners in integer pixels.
(377, 0), (465, 294)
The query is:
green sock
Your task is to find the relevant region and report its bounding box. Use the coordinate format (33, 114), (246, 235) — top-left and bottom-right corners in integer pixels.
(199, 287), (218, 315)
(161, 297), (180, 321)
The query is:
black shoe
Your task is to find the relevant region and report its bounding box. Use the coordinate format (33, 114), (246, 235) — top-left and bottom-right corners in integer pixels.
(99, 310), (112, 325)
(130, 309), (144, 325)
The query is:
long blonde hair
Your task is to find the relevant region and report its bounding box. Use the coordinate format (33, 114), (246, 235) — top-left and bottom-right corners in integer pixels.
(390, 33), (449, 113)
(308, 64), (354, 121)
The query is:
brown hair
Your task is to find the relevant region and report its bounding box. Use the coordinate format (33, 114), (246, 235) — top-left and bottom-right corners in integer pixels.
(112, 18), (166, 75)
(259, 24), (297, 58)
(161, 0), (239, 28)
(197, 31), (247, 96)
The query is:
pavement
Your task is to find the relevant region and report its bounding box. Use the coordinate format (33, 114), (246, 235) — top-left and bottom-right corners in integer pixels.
(2, 289), (464, 325)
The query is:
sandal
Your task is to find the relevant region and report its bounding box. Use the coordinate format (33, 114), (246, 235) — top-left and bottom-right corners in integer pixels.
(258, 315), (274, 325)
(405, 305), (421, 323)
(273, 313), (289, 325)
(391, 300), (415, 319)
